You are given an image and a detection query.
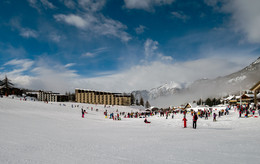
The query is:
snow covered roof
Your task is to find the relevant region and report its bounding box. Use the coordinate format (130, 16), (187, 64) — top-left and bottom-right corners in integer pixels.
(184, 103), (197, 109)
(245, 94), (254, 98)
(235, 96), (240, 99)
(224, 95), (235, 101)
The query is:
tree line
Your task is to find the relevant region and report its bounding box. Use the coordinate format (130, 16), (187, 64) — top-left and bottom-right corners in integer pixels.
(196, 98), (222, 107)
(131, 93), (151, 108)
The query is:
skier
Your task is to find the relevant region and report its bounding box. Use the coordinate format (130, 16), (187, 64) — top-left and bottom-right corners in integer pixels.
(213, 113), (217, 122)
(193, 112), (198, 129)
(81, 108), (85, 118)
(183, 116), (187, 128)
(205, 111), (208, 120)
(144, 118), (151, 123)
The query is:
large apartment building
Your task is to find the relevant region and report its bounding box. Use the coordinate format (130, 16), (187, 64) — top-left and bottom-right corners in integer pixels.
(37, 91), (68, 102)
(75, 89), (131, 106)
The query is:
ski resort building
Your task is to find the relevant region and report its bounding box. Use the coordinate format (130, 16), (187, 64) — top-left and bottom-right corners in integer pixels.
(37, 91), (68, 102)
(75, 89), (131, 106)
(250, 81), (260, 104)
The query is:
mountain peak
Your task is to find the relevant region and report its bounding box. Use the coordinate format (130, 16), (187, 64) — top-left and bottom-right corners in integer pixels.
(252, 56), (260, 65)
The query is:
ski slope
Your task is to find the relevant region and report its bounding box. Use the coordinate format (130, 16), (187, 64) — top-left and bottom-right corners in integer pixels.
(1, 97), (260, 164)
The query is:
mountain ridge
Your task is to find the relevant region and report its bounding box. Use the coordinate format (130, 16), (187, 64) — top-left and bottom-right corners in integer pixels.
(132, 57), (260, 107)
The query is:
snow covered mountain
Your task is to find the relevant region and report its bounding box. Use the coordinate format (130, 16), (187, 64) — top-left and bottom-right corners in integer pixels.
(132, 81), (182, 103)
(149, 81), (181, 99)
(132, 81), (182, 104)
(132, 57), (260, 107)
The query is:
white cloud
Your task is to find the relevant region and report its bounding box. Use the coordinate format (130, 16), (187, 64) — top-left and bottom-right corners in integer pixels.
(158, 53), (173, 61)
(225, 0), (260, 43)
(27, 0), (56, 12)
(82, 47), (109, 58)
(95, 16), (131, 42)
(78, 0), (106, 12)
(64, 63), (75, 68)
(0, 44), (27, 58)
(27, 0), (39, 11)
(54, 14), (89, 29)
(1, 54), (257, 95)
(48, 33), (62, 42)
(205, 0), (260, 43)
(143, 39), (173, 62)
(171, 11), (190, 22)
(60, 0), (76, 9)
(72, 55), (256, 93)
(54, 13), (131, 42)
(82, 52), (96, 58)
(9, 18), (38, 39)
(144, 38), (158, 58)
(20, 28), (38, 38)
(135, 25), (146, 34)
(124, 0), (175, 11)
(4, 59), (34, 76)
(40, 0), (56, 9)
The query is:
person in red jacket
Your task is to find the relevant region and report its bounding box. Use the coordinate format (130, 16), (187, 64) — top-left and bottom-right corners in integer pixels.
(193, 112), (198, 129)
(183, 116), (187, 128)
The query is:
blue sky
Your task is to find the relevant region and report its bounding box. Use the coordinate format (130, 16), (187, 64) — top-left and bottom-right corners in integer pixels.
(0, 0), (260, 93)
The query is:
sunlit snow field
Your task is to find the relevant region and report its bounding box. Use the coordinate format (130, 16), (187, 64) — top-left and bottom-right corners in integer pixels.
(1, 97), (260, 164)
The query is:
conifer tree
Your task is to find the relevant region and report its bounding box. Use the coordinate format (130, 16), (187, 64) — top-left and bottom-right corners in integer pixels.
(145, 100), (151, 108)
(0, 75), (15, 96)
(140, 97), (144, 106)
(197, 99), (203, 105)
(205, 98), (213, 107)
(0, 75), (14, 89)
(212, 98), (217, 106)
(136, 99), (139, 105)
(131, 93), (135, 105)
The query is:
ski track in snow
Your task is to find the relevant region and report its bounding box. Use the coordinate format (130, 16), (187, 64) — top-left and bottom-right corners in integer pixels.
(1, 97), (260, 164)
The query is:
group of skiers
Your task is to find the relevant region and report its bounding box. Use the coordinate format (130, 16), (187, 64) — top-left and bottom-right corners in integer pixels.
(79, 104), (260, 130)
(238, 104), (260, 118)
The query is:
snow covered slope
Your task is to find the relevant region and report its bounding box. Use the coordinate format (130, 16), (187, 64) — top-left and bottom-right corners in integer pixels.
(1, 97), (260, 164)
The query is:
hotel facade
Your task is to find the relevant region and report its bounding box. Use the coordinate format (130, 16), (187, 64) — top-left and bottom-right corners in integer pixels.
(75, 89), (131, 106)
(37, 91), (68, 102)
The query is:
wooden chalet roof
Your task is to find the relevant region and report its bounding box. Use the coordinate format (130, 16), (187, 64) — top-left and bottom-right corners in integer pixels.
(250, 81), (260, 92)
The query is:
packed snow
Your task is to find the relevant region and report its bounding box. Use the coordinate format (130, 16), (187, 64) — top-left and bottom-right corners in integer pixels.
(1, 96), (260, 164)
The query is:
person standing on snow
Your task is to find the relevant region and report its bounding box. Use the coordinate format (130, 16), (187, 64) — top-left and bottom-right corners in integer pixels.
(81, 108), (85, 118)
(213, 113), (217, 122)
(193, 112), (198, 129)
(183, 116), (187, 128)
(205, 111), (208, 120)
